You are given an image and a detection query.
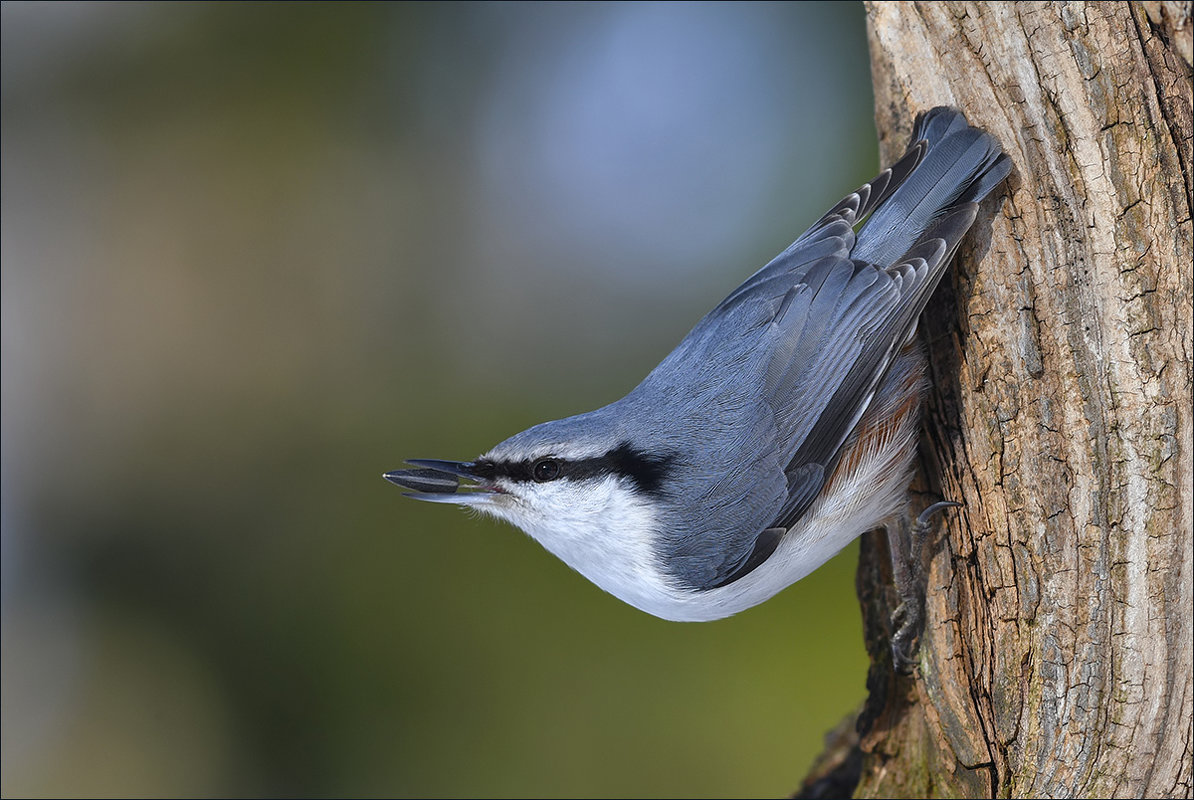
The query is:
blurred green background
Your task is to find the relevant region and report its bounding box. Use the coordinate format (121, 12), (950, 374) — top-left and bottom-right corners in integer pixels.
(1, 2), (879, 797)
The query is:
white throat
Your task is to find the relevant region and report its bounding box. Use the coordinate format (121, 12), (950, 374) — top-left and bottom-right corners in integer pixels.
(479, 476), (676, 613)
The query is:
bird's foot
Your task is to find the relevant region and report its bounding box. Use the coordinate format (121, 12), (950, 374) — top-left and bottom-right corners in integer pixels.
(887, 500), (960, 674)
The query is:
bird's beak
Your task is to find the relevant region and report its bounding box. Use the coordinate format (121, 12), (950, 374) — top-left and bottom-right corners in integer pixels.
(383, 459), (497, 506)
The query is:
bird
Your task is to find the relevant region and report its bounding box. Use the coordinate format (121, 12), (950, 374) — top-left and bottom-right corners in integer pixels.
(384, 107), (1010, 640)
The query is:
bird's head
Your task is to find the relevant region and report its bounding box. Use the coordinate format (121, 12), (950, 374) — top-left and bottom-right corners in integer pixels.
(384, 411), (681, 604)
(385, 413), (675, 526)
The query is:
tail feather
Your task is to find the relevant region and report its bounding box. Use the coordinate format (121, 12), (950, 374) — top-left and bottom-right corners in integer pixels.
(852, 107), (1011, 267)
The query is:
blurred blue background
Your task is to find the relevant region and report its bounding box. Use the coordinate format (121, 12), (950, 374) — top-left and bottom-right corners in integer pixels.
(1, 2), (878, 796)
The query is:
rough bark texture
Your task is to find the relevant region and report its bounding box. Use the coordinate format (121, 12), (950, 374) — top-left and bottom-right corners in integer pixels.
(802, 2), (1193, 798)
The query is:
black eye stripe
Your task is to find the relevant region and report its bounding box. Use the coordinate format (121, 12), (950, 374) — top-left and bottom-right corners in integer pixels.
(475, 444), (674, 496)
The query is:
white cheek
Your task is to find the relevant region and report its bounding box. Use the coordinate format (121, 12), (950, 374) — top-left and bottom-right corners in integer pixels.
(481, 477), (672, 610)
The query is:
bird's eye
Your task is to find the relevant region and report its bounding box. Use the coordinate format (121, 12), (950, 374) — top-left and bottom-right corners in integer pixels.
(532, 458), (561, 482)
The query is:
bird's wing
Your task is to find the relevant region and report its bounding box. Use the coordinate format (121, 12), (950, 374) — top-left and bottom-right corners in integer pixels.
(687, 139), (928, 338)
(648, 108), (1010, 592)
(654, 205), (980, 592)
(639, 139), (928, 389)
(764, 206), (978, 532)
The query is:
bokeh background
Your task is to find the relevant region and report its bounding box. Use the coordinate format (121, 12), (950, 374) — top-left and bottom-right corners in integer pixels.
(2, 2), (879, 796)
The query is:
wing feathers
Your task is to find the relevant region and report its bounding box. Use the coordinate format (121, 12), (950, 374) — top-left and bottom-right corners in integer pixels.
(651, 108), (1010, 591)
(758, 112), (1008, 538)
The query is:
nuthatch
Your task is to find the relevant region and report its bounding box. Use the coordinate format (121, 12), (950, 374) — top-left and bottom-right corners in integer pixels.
(385, 107), (1010, 663)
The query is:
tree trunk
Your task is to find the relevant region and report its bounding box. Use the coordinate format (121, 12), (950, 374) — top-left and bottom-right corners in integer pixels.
(802, 2), (1193, 797)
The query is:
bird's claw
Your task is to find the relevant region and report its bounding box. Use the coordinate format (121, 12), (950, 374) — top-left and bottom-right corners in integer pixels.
(916, 500), (962, 533)
(888, 500), (961, 674)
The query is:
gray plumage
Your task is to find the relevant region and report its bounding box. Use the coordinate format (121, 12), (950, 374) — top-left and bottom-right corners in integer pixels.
(385, 107), (1012, 618)
(497, 107), (1008, 590)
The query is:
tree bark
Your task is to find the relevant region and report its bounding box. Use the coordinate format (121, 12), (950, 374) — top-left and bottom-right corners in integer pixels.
(803, 2), (1193, 797)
